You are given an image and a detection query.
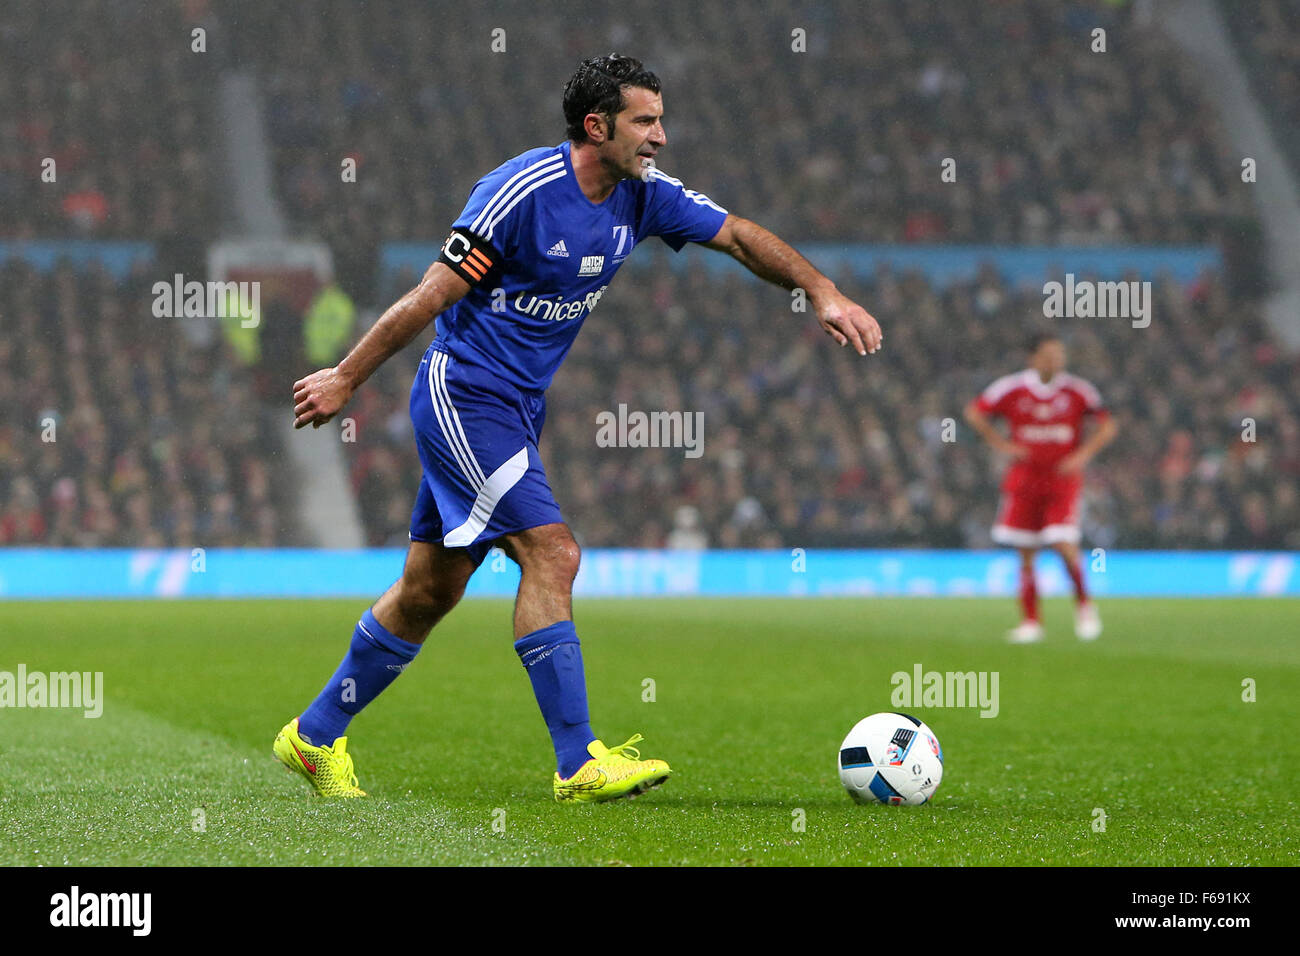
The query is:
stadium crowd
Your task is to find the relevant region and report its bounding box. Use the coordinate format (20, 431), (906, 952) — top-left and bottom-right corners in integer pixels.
(4, 0), (1295, 553)
(0, 0), (218, 242)
(0, 259), (295, 547)
(350, 258), (1300, 551)
(1223, 0), (1300, 176)
(231, 0), (1253, 304)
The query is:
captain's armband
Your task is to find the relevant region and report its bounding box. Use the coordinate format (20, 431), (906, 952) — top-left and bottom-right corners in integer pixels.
(437, 227), (501, 285)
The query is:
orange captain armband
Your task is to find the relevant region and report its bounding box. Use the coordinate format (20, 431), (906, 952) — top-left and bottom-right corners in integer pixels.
(437, 227), (501, 285)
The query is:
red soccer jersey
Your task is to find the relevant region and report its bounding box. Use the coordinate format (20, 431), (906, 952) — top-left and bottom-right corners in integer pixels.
(974, 370), (1109, 471)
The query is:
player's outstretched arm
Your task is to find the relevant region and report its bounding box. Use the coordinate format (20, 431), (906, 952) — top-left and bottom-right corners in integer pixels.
(293, 262), (470, 429)
(702, 214), (882, 356)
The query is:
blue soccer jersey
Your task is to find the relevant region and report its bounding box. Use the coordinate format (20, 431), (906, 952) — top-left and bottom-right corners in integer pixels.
(408, 141), (727, 560)
(433, 140), (728, 392)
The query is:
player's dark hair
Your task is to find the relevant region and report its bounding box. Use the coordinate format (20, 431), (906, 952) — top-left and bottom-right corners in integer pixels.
(563, 53), (661, 144)
(1026, 332), (1062, 354)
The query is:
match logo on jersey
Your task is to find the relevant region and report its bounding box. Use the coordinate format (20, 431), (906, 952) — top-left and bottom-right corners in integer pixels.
(612, 224), (634, 260)
(578, 255), (604, 276)
(546, 239), (570, 258)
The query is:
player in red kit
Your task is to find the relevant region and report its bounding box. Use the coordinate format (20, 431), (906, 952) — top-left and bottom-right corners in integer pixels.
(964, 334), (1118, 643)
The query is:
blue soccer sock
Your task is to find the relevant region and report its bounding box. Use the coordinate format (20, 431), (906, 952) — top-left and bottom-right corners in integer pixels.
(514, 620), (596, 778)
(297, 608), (422, 746)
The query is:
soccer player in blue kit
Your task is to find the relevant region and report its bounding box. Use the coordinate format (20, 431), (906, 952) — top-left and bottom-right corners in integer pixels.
(276, 54), (883, 801)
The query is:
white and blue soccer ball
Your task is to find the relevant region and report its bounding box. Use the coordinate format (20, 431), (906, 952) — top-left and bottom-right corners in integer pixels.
(838, 712), (944, 806)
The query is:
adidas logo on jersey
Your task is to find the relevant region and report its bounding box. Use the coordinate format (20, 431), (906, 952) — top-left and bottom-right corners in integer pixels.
(546, 239), (570, 258)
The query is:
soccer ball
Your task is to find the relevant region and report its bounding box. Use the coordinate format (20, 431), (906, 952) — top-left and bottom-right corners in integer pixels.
(838, 712), (944, 806)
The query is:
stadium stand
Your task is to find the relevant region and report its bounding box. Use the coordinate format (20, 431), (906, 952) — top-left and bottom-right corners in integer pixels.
(1221, 0), (1300, 179)
(353, 259), (1300, 550)
(0, 259), (298, 546)
(231, 0), (1254, 305)
(4, 0), (1294, 552)
(0, 0), (218, 241)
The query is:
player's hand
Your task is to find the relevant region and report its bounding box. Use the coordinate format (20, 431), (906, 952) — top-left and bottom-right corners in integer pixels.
(813, 288), (882, 356)
(293, 367), (354, 429)
(1056, 450), (1088, 474)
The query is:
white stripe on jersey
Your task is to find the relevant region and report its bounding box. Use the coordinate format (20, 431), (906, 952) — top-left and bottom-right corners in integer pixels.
(471, 155), (565, 240)
(482, 165), (568, 241)
(470, 154), (562, 233)
(1061, 373), (1104, 410)
(645, 167), (728, 213)
(980, 371), (1027, 406)
(428, 352), (486, 489)
(981, 369), (1105, 410)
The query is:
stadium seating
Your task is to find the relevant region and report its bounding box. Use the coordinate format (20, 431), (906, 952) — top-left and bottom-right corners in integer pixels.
(4, 0), (1295, 551)
(351, 259), (1300, 550)
(0, 260), (295, 546)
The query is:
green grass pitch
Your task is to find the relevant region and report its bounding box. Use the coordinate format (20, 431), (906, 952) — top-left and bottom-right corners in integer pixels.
(2, 597), (1295, 866)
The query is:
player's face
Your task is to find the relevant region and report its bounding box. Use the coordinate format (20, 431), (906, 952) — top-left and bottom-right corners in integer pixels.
(1032, 340), (1067, 378)
(600, 86), (666, 180)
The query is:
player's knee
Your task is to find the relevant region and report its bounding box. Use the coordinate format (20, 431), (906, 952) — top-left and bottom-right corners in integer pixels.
(552, 538), (581, 583)
(506, 527), (580, 582)
(531, 538), (579, 584)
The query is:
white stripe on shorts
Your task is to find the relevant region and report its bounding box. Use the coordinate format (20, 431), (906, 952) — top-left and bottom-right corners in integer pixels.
(443, 446), (531, 547)
(427, 352), (487, 489)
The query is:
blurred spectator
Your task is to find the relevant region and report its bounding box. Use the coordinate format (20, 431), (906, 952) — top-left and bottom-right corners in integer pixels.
(303, 282), (357, 367)
(667, 505), (708, 550)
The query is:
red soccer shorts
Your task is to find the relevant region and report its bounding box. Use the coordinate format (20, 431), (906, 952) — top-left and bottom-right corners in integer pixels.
(991, 466), (1083, 548)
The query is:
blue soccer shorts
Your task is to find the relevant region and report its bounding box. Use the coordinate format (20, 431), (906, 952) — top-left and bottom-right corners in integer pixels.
(407, 343), (563, 568)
